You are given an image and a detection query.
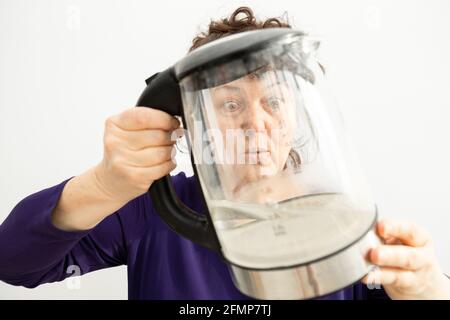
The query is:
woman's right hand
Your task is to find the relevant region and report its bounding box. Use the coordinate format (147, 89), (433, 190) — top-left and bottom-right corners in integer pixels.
(94, 106), (182, 204)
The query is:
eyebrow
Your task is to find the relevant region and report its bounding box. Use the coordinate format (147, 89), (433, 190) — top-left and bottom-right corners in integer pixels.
(212, 85), (241, 93)
(265, 79), (288, 90)
(212, 79), (287, 93)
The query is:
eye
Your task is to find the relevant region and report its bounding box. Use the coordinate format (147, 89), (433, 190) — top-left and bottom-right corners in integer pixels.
(221, 100), (242, 113)
(267, 96), (283, 111)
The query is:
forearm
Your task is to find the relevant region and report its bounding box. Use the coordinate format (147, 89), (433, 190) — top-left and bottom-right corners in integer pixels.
(51, 165), (128, 231)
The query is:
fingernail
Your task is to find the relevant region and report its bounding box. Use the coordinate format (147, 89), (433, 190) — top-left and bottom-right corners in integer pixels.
(172, 117), (180, 127)
(176, 128), (185, 138)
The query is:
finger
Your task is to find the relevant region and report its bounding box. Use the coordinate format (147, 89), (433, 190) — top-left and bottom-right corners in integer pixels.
(377, 219), (431, 247)
(369, 245), (431, 270)
(384, 236), (402, 245)
(112, 107), (180, 131)
(134, 158), (177, 181)
(118, 129), (176, 150)
(364, 267), (415, 289)
(125, 145), (176, 167)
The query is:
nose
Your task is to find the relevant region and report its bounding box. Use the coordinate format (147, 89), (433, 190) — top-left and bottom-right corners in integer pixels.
(240, 101), (270, 133)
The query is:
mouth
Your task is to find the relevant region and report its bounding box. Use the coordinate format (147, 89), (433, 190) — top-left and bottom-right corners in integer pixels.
(244, 151), (269, 154)
(243, 150), (272, 165)
(244, 147), (270, 153)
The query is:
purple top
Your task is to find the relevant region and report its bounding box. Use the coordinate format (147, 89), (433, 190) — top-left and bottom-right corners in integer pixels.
(0, 172), (388, 300)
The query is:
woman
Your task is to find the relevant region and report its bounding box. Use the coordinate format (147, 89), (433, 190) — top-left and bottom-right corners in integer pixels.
(0, 6), (449, 300)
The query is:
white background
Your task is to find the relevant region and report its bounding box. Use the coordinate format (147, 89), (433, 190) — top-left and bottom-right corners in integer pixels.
(1, 0), (449, 299)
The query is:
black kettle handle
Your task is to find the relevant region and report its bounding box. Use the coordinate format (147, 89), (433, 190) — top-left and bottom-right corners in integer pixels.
(135, 67), (219, 251)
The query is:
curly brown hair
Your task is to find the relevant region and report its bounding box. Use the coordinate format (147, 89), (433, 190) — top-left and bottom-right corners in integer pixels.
(189, 6), (292, 52)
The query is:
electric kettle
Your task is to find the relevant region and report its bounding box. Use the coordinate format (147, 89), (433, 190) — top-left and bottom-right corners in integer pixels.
(136, 28), (381, 300)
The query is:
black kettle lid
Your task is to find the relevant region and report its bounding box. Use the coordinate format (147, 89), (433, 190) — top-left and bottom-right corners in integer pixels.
(174, 28), (306, 81)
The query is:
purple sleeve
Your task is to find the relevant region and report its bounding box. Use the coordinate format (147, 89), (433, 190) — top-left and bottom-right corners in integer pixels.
(0, 177), (127, 288)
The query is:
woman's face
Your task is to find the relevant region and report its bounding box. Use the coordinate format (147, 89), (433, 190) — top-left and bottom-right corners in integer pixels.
(208, 69), (297, 195)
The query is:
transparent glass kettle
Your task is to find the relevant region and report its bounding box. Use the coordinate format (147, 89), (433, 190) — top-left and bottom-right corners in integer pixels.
(136, 28), (381, 299)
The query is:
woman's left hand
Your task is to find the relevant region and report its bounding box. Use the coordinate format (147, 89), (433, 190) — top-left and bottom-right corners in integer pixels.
(362, 218), (450, 299)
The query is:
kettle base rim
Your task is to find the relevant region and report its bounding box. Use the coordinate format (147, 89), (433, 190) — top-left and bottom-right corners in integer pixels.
(228, 224), (382, 300)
